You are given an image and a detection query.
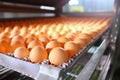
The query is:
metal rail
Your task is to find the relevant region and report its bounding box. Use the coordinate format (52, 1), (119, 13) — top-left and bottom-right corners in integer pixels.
(98, 54), (111, 80)
(76, 39), (109, 80)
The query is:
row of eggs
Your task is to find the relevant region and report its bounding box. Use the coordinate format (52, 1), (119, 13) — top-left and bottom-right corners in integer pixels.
(0, 17), (110, 66)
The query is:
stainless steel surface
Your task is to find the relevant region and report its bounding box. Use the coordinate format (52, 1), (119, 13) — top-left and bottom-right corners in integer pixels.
(76, 39), (109, 80)
(35, 64), (61, 80)
(98, 54), (111, 80)
(0, 54), (40, 78)
(0, 53), (62, 80)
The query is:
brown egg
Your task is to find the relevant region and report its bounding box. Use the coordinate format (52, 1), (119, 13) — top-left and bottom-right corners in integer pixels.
(46, 41), (62, 54)
(25, 37), (35, 45)
(26, 34), (37, 39)
(27, 40), (44, 49)
(13, 25), (19, 31)
(20, 27), (27, 33)
(39, 35), (50, 46)
(49, 47), (68, 66)
(0, 44), (6, 53)
(29, 46), (48, 63)
(4, 27), (11, 32)
(20, 31), (28, 38)
(74, 37), (86, 48)
(10, 40), (25, 52)
(64, 41), (80, 58)
(14, 47), (29, 59)
(0, 32), (10, 37)
(0, 39), (10, 53)
(35, 24), (42, 31)
(90, 29), (100, 35)
(0, 33), (11, 43)
(65, 33), (76, 40)
(77, 33), (92, 43)
(10, 32), (19, 38)
(51, 32), (61, 39)
(82, 31), (96, 39)
(57, 36), (70, 47)
(10, 29), (19, 36)
(11, 35), (25, 43)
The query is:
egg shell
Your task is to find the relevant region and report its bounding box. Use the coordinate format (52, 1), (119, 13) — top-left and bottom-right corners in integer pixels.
(29, 46), (48, 63)
(0, 39), (10, 53)
(64, 41), (80, 58)
(14, 47), (29, 59)
(0, 44), (6, 53)
(0, 34), (11, 43)
(39, 35), (50, 46)
(49, 47), (68, 66)
(46, 41), (62, 54)
(77, 33), (92, 43)
(27, 40), (44, 49)
(57, 36), (70, 47)
(74, 37), (86, 48)
(10, 40), (25, 52)
(11, 35), (25, 43)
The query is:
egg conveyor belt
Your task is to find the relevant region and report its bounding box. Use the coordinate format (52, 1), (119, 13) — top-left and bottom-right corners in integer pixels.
(0, 17), (111, 80)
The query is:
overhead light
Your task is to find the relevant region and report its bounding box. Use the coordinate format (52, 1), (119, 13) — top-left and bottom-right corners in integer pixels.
(40, 6), (55, 10)
(69, 0), (79, 5)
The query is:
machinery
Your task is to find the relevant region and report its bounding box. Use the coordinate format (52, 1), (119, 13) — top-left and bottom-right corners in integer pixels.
(0, 0), (119, 80)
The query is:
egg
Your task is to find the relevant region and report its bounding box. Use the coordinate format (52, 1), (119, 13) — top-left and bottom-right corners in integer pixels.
(14, 47), (29, 59)
(0, 39), (10, 53)
(27, 40), (44, 49)
(10, 32), (19, 38)
(20, 31), (28, 38)
(65, 33), (76, 40)
(25, 37), (35, 45)
(82, 31), (96, 39)
(26, 34), (37, 39)
(13, 25), (19, 31)
(4, 27), (11, 32)
(11, 35), (25, 43)
(57, 36), (70, 47)
(64, 41), (80, 58)
(0, 33), (11, 43)
(0, 44), (6, 53)
(10, 29), (19, 36)
(29, 46), (48, 63)
(51, 32), (61, 39)
(10, 40), (25, 52)
(20, 27), (27, 33)
(77, 33), (92, 43)
(49, 47), (68, 66)
(46, 41), (62, 54)
(0, 32), (10, 37)
(74, 37), (86, 48)
(39, 35), (50, 46)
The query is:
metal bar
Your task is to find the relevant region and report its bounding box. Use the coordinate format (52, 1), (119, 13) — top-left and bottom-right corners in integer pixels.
(98, 54), (111, 80)
(110, 0), (120, 79)
(0, 3), (55, 13)
(62, 12), (114, 18)
(0, 68), (11, 75)
(0, 53), (40, 79)
(0, 68), (9, 72)
(0, 70), (14, 79)
(76, 39), (109, 80)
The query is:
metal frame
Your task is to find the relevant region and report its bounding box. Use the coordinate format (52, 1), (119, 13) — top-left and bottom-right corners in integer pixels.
(0, 19), (111, 80)
(0, 0), (117, 80)
(77, 39), (109, 80)
(109, 0), (120, 80)
(62, 12), (114, 18)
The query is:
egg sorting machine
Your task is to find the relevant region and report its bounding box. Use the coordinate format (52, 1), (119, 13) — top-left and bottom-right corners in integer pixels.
(0, 0), (119, 80)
